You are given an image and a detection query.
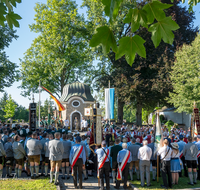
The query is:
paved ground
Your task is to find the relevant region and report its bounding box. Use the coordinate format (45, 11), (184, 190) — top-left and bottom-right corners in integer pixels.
(61, 174), (131, 190)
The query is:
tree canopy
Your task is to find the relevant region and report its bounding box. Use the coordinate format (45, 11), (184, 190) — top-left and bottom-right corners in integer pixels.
(3, 94), (17, 119)
(168, 34), (200, 113)
(83, 0), (197, 125)
(19, 0), (93, 98)
(0, 0), (22, 29)
(0, 25), (18, 91)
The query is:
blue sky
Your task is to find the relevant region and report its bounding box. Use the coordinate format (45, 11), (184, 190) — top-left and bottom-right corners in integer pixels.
(1, 0), (200, 108)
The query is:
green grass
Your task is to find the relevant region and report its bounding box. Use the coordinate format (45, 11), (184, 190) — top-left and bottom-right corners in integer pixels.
(0, 178), (57, 190)
(130, 174), (200, 190)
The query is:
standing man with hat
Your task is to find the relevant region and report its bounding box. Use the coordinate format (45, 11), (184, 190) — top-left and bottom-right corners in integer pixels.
(183, 136), (198, 185)
(128, 137), (140, 181)
(110, 138), (122, 183)
(26, 132), (42, 179)
(0, 133), (6, 177)
(70, 136), (86, 189)
(96, 140), (110, 190)
(157, 139), (172, 189)
(49, 132), (64, 185)
(138, 140), (152, 187)
(195, 135), (200, 180)
(115, 143), (132, 190)
(177, 134), (187, 177)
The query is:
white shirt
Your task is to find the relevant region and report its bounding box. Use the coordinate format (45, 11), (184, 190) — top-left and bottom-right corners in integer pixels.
(84, 120), (88, 128)
(138, 145), (152, 161)
(157, 145), (172, 161)
(64, 119), (69, 127)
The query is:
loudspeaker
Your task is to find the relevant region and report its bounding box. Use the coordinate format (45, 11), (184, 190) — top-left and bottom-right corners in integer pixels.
(29, 103), (37, 131)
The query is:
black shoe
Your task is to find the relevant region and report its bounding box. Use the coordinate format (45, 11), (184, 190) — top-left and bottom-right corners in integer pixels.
(35, 175), (39, 179)
(61, 176), (65, 179)
(160, 185), (168, 189)
(137, 178), (140, 181)
(8, 174), (14, 178)
(54, 182), (59, 185)
(188, 182), (194, 186)
(194, 182), (197, 184)
(49, 180), (53, 183)
(31, 176), (35, 179)
(27, 173), (31, 177)
(67, 176), (70, 179)
(40, 173), (44, 176)
(88, 174), (93, 177)
(84, 177), (88, 180)
(152, 179), (156, 181)
(75, 186), (78, 189)
(147, 184), (152, 187)
(140, 184), (145, 187)
(114, 187), (119, 189)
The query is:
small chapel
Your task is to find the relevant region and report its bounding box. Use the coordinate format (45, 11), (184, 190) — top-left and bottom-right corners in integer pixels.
(59, 81), (95, 130)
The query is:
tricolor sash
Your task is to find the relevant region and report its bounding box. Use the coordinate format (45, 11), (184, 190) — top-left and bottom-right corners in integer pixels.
(179, 150), (183, 159)
(117, 150), (130, 181)
(97, 148), (109, 178)
(71, 145), (83, 176)
(197, 150), (200, 158)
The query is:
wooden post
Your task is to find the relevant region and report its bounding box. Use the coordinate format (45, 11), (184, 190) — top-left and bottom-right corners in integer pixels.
(157, 155), (159, 182)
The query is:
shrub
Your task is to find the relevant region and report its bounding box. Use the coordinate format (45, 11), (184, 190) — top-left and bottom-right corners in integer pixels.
(165, 120), (174, 131)
(159, 115), (165, 123)
(152, 114), (156, 124)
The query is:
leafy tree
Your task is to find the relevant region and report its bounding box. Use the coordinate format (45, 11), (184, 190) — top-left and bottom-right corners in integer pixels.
(0, 92), (8, 120)
(89, 0), (180, 66)
(13, 105), (29, 121)
(3, 94), (17, 119)
(168, 34), (200, 113)
(0, 0), (22, 29)
(84, 0), (197, 125)
(36, 99), (54, 119)
(0, 25), (18, 91)
(19, 0), (93, 97)
(123, 104), (136, 123)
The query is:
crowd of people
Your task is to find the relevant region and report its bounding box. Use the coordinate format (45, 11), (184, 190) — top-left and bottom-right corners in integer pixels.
(0, 119), (199, 190)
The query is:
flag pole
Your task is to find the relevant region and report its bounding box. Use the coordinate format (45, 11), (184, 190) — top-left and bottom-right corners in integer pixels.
(38, 80), (41, 128)
(157, 155), (159, 182)
(109, 80), (110, 125)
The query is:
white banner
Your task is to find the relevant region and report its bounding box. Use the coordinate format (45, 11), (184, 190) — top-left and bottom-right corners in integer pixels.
(105, 89), (110, 119)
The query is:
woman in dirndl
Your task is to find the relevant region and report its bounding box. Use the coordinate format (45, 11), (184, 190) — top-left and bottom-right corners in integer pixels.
(170, 142), (181, 185)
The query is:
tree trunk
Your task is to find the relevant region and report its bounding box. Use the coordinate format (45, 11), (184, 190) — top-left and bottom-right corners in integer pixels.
(118, 99), (124, 124)
(136, 101), (142, 126)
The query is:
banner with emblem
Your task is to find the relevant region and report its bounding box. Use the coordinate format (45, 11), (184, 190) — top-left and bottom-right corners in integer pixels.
(154, 113), (163, 154)
(194, 108), (200, 135)
(105, 88), (115, 119)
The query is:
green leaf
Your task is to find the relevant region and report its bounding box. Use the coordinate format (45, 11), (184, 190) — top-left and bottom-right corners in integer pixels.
(6, 12), (22, 29)
(124, 8), (148, 32)
(102, 0), (123, 23)
(10, 0), (16, 7)
(0, 3), (7, 14)
(115, 35), (146, 66)
(148, 16), (180, 48)
(143, 0), (172, 23)
(90, 26), (117, 54)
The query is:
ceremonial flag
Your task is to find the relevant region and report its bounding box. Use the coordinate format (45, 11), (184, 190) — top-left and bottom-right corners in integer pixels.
(194, 108), (200, 135)
(105, 88), (115, 119)
(89, 123), (94, 145)
(41, 86), (65, 111)
(154, 113), (163, 155)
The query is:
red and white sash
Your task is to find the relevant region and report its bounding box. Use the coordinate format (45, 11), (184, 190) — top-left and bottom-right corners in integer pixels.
(117, 150), (131, 181)
(97, 148), (109, 178)
(179, 150), (183, 159)
(197, 150), (200, 158)
(71, 145), (83, 176)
